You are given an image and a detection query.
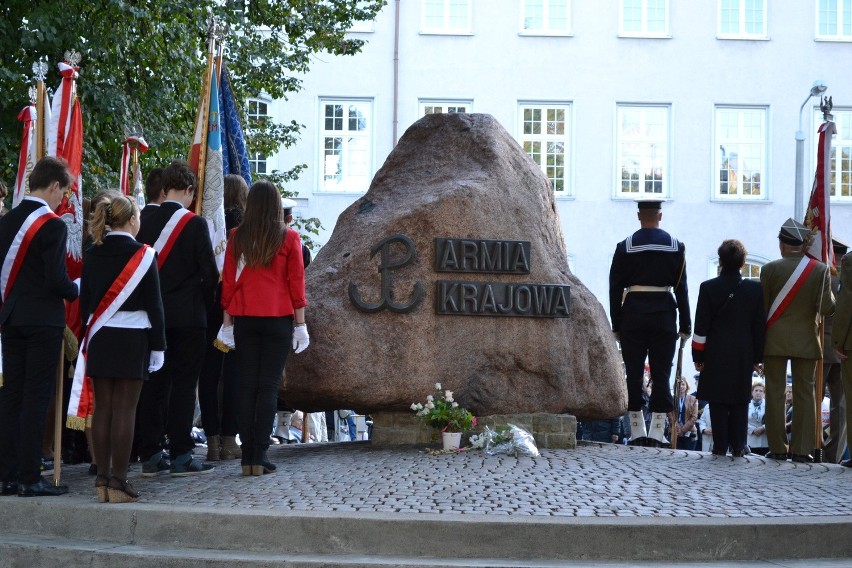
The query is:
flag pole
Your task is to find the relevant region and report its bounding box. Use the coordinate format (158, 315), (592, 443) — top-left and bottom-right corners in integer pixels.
(809, 96), (834, 464)
(194, 18), (217, 215)
(33, 58), (47, 161)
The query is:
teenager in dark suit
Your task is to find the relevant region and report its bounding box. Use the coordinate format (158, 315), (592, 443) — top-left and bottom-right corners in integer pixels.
(135, 160), (218, 477)
(0, 157), (79, 497)
(139, 168), (164, 223)
(693, 239), (765, 457)
(81, 194), (166, 502)
(221, 183), (308, 476)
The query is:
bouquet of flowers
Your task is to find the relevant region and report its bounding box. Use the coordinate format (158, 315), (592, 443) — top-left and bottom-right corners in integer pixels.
(411, 383), (475, 433)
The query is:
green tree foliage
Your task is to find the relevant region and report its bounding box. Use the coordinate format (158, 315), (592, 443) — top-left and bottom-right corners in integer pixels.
(0, 0), (385, 194)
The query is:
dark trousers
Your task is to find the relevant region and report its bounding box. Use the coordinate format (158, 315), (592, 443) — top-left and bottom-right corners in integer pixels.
(710, 402), (748, 454)
(234, 316), (292, 464)
(0, 325), (64, 484)
(198, 341), (240, 437)
(620, 310), (678, 412)
(137, 327), (206, 460)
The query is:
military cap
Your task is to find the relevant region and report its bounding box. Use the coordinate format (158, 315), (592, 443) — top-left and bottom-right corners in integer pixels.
(635, 197), (666, 210)
(778, 218), (809, 246)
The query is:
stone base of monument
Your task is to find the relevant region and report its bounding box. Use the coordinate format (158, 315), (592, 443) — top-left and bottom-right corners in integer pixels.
(371, 411), (577, 449)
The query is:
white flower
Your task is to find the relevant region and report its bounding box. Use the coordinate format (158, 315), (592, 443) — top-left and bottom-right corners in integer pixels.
(425, 401), (435, 409)
(416, 403), (423, 410)
(426, 395), (434, 402)
(435, 383), (442, 390)
(445, 390), (454, 401)
(452, 402), (459, 408)
(410, 403), (418, 411)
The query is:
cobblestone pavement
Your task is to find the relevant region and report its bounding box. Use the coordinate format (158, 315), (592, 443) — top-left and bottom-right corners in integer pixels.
(50, 441), (852, 519)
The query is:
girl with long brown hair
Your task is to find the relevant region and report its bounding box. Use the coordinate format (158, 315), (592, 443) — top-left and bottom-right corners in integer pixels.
(221, 181), (308, 475)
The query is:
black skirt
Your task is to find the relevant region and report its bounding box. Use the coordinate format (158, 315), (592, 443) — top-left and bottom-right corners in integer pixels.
(85, 327), (150, 380)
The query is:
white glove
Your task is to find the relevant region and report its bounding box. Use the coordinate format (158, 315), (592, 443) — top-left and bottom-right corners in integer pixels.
(679, 331), (692, 342)
(72, 278), (81, 293)
(217, 324), (235, 349)
(148, 350), (165, 373)
(292, 325), (310, 354)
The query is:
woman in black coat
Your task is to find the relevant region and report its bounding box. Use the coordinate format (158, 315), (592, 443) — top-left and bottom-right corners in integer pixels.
(81, 195), (165, 503)
(692, 239), (765, 457)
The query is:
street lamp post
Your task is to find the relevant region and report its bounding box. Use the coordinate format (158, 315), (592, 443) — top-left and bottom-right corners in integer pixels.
(795, 80), (828, 221)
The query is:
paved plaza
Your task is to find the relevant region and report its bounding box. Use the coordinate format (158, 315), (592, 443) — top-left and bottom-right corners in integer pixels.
(1, 440), (851, 566)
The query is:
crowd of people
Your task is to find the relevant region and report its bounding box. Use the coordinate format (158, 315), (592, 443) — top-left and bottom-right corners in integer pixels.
(606, 198), (851, 466)
(0, 156), (311, 500)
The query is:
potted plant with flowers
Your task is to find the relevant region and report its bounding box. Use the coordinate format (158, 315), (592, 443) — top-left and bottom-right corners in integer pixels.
(411, 383), (475, 450)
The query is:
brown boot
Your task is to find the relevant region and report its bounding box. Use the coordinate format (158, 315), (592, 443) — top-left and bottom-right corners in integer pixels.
(220, 436), (240, 460)
(206, 435), (222, 461)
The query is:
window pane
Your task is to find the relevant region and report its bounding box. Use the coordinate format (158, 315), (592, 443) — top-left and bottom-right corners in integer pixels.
(520, 105), (570, 193)
(716, 107), (766, 199)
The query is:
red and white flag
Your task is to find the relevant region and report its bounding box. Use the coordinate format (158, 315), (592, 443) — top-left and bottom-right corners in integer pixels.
(47, 60), (84, 279)
(13, 105), (37, 208)
(805, 120), (836, 269)
(119, 136), (149, 195)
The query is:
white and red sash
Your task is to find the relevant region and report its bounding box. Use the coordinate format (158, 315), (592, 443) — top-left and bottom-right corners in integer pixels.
(0, 205), (56, 303)
(153, 208), (194, 269)
(66, 245), (155, 430)
(766, 256), (817, 330)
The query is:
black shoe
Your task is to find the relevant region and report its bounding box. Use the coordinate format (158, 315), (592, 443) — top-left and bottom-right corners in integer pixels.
(791, 454), (814, 463)
(17, 477), (68, 497)
(764, 452), (789, 461)
(732, 448), (748, 458)
(840, 459), (852, 468)
(1, 481), (19, 496)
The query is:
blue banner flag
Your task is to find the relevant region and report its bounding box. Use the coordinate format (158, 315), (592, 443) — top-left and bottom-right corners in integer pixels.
(219, 63), (253, 187)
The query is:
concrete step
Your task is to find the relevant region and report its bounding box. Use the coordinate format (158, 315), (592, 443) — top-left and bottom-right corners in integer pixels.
(0, 498), (851, 565)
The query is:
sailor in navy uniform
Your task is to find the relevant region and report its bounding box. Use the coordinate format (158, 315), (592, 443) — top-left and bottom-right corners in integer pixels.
(609, 199), (691, 446)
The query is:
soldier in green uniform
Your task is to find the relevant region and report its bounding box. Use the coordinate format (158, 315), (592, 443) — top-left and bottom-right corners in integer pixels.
(760, 218), (834, 463)
(831, 249), (852, 467)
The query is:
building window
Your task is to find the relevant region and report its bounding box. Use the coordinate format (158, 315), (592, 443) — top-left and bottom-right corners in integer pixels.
(715, 106), (767, 200)
(519, 103), (571, 194)
(422, 0), (471, 34)
(819, 108), (852, 200)
(619, 0), (669, 37)
(320, 99), (372, 192)
(420, 100), (472, 115)
(817, 0), (852, 40)
(718, 0), (767, 39)
(247, 99), (269, 175)
(616, 105), (669, 198)
(521, 0), (571, 35)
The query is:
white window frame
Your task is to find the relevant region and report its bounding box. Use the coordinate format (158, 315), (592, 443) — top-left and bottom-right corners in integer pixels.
(717, 0), (768, 40)
(518, 102), (573, 196)
(614, 104), (670, 199)
(618, 0), (670, 38)
(713, 106), (768, 202)
(318, 98), (373, 194)
(421, 0), (472, 35)
(419, 99), (473, 116)
(815, 108), (852, 201)
(519, 0), (572, 36)
(247, 98), (270, 176)
(816, 0), (852, 41)
(707, 255), (767, 280)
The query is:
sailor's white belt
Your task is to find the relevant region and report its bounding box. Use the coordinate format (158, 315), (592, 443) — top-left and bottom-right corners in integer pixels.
(627, 285), (672, 293)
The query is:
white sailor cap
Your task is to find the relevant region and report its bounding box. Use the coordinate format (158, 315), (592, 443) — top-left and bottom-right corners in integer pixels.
(778, 218), (809, 246)
(281, 197), (297, 214)
(635, 197), (667, 210)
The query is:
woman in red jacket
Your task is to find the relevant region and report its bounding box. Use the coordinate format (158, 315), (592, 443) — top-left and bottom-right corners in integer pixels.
(221, 181), (309, 476)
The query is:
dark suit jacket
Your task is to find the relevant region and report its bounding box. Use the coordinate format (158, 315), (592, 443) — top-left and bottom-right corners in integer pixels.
(136, 201), (217, 328)
(694, 269), (765, 404)
(139, 203), (160, 224)
(80, 234), (166, 351)
(0, 198), (78, 327)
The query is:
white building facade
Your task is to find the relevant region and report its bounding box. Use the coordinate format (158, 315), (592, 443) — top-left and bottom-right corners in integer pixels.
(258, 0), (852, 366)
